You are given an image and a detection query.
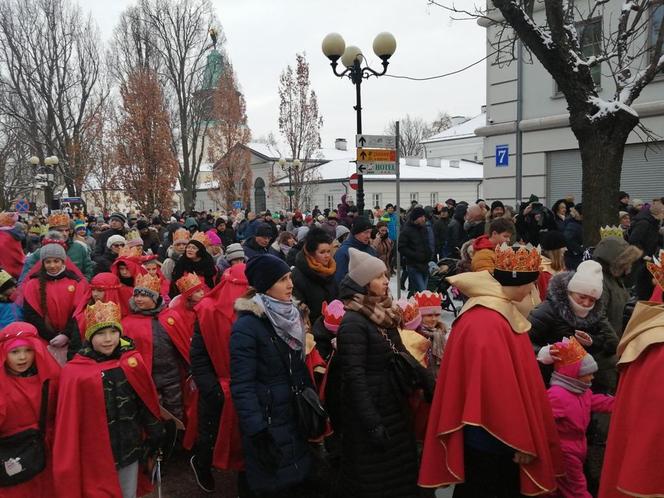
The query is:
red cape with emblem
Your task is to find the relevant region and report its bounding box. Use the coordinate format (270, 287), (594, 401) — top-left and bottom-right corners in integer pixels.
(22, 271), (89, 334)
(599, 344), (664, 497)
(418, 305), (563, 495)
(194, 263), (248, 470)
(52, 345), (161, 498)
(121, 311), (157, 372)
(0, 230), (25, 279)
(111, 256), (147, 316)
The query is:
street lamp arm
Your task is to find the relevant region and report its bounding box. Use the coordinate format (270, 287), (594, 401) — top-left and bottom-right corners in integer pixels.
(330, 60), (352, 78)
(360, 59), (390, 79)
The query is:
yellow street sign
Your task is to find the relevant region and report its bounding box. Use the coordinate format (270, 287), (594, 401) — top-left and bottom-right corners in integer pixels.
(356, 148), (397, 163)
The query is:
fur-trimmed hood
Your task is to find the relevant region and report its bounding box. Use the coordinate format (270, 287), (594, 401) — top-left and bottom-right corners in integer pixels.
(593, 237), (643, 277)
(547, 271), (605, 328)
(234, 291), (264, 317)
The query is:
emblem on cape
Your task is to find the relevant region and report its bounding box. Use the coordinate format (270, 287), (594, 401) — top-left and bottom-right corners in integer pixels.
(127, 357), (138, 368)
(167, 317), (175, 325)
(68, 285), (75, 292)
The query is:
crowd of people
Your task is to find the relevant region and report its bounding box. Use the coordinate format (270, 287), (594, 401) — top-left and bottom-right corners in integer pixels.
(0, 188), (663, 498)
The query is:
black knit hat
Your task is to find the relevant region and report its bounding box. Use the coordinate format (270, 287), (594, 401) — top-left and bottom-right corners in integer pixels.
(255, 223), (273, 238)
(245, 254), (291, 293)
(110, 212), (126, 224)
(351, 216), (373, 235)
(540, 230), (567, 251)
(410, 206), (426, 221)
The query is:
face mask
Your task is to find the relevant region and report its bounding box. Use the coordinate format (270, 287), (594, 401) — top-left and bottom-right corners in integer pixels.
(568, 294), (593, 318)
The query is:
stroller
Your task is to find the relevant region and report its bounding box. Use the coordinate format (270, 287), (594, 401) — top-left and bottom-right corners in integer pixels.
(427, 258), (460, 316)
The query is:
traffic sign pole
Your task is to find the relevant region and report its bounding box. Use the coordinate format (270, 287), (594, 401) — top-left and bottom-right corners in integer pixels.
(395, 121), (401, 299)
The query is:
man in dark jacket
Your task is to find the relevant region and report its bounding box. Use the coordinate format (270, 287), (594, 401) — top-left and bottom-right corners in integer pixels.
(136, 219), (160, 255)
(464, 204), (486, 241)
(432, 207), (450, 259)
(564, 203), (584, 270)
(446, 202), (468, 259)
(628, 202), (664, 299)
(242, 223), (271, 260)
(214, 218), (235, 249)
(398, 207), (433, 295)
(333, 217), (377, 284)
(95, 212), (127, 257)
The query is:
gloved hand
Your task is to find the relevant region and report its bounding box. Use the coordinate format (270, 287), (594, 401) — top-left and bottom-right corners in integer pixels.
(49, 334), (69, 348)
(368, 424), (390, 450)
(251, 430), (281, 472)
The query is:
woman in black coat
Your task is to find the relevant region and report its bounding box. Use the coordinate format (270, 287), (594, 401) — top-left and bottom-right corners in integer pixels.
(333, 247), (431, 498)
(169, 239), (218, 298)
(292, 227), (338, 324)
(230, 254), (314, 497)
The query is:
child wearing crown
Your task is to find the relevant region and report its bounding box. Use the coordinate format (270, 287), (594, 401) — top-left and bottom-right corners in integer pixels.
(412, 291), (447, 378)
(111, 245), (148, 312)
(538, 337), (614, 497)
(53, 301), (164, 498)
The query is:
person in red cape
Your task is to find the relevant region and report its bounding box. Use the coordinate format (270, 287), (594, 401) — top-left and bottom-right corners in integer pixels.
(419, 244), (563, 497)
(0, 211), (25, 280)
(21, 242), (89, 364)
(75, 272), (126, 334)
(189, 262), (248, 493)
(121, 273), (182, 452)
(0, 322), (60, 498)
(52, 301), (164, 498)
(142, 256), (170, 305)
(599, 301), (664, 498)
(111, 246), (147, 311)
(158, 273), (207, 451)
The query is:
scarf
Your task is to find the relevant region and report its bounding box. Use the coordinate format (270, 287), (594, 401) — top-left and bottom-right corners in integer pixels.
(304, 248), (336, 277)
(419, 322), (446, 362)
(568, 295), (593, 318)
(255, 294), (305, 353)
(550, 371), (591, 395)
(280, 243), (292, 256)
(345, 292), (401, 329)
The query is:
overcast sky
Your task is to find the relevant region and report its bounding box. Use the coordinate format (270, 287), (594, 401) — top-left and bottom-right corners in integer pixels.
(88, 0), (486, 148)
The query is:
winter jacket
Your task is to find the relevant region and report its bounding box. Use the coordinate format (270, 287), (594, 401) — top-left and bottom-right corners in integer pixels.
(0, 301), (22, 329)
(333, 235), (377, 284)
(95, 227), (126, 257)
(627, 209), (661, 257)
(398, 221), (432, 273)
(291, 250), (338, 324)
(21, 240), (95, 282)
(230, 296), (312, 493)
(371, 235), (393, 273)
(464, 220), (485, 241)
(432, 216), (449, 256)
(140, 228), (161, 255)
(243, 236), (270, 260)
(515, 206), (558, 246)
(333, 277), (421, 498)
(446, 204), (468, 259)
(470, 234), (496, 273)
(564, 218), (584, 270)
(268, 241), (288, 261)
(528, 272), (619, 392)
(93, 248), (118, 275)
(216, 227), (236, 248)
(382, 212), (398, 241)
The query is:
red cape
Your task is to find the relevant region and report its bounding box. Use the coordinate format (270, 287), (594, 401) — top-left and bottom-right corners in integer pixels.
(121, 313), (156, 372)
(418, 306), (563, 495)
(599, 343), (664, 497)
(52, 347), (161, 498)
(0, 230), (25, 279)
(22, 274), (89, 333)
(193, 263), (248, 470)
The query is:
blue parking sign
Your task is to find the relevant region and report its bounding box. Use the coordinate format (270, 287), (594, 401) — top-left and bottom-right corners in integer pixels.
(496, 144), (509, 167)
(232, 200), (243, 209)
(15, 198), (29, 213)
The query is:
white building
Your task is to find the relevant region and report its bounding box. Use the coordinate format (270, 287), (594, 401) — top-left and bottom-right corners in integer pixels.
(234, 140), (483, 213)
(421, 110), (486, 163)
(477, 1), (664, 206)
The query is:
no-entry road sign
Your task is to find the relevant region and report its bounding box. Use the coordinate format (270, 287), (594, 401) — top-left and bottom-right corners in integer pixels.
(349, 173), (359, 190)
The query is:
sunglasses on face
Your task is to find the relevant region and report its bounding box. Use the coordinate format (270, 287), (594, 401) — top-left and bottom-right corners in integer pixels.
(112, 243), (125, 248)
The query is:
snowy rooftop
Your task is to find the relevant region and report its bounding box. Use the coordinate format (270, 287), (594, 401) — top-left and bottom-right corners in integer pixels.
(421, 112), (486, 143)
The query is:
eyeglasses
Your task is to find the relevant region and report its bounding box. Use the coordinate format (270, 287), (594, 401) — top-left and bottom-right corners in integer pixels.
(112, 243), (125, 248)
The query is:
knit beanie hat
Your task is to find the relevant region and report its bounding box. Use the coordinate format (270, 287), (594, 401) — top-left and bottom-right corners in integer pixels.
(567, 260), (603, 299)
(136, 219), (149, 231)
(205, 229), (222, 247)
(540, 230), (567, 251)
(110, 212), (126, 224)
(322, 300), (346, 333)
(351, 216), (372, 235)
(410, 206), (426, 221)
(397, 299), (422, 330)
(225, 243), (246, 262)
(74, 219), (87, 232)
(40, 242), (66, 261)
(335, 225), (350, 240)
(348, 248), (387, 287)
(296, 226), (310, 242)
(255, 223), (273, 238)
(107, 234), (126, 248)
(132, 274), (161, 303)
(0, 270), (16, 295)
(245, 254), (291, 293)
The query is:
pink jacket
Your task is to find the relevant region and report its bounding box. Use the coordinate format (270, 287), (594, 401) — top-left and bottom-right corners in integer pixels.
(547, 385), (614, 458)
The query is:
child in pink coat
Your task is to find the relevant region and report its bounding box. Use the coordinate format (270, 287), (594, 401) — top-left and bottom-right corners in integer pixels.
(538, 337), (614, 498)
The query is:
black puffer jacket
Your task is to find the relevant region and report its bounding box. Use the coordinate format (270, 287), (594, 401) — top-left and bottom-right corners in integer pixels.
(291, 250), (338, 324)
(93, 248), (118, 275)
(528, 271), (619, 393)
(334, 276), (420, 498)
(398, 221), (432, 273)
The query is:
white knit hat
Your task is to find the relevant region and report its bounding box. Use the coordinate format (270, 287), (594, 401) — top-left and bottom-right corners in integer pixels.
(107, 234), (127, 248)
(348, 248), (387, 287)
(567, 260), (603, 299)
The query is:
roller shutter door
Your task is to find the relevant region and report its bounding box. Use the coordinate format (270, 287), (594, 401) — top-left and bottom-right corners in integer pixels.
(548, 142), (664, 202)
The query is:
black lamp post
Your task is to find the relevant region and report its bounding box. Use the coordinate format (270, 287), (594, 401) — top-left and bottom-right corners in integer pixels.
(322, 32), (396, 215)
(278, 157), (301, 212)
(29, 155), (59, 214)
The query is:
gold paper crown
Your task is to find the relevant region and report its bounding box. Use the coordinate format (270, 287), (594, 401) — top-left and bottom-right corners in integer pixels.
(176, 272), (204, 295)
(84, 301), (123, 340)
(173, 228), (190, 243)
(600, 225), (624, 239)
(48, 213), (70, 228)
(0, 212), (17, 227)
(191, 231), (211, 247)
(117, 245), (143, 259)
(134, 273), (162, 293)
(553, 337), (587, 367)
(125, 230), (142, 242)
(495, 243), (541, 273)
(647, 250), (664, 290)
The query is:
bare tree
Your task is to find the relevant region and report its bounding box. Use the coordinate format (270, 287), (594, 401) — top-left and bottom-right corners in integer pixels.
(277, 53), (324, 211)
(0, 0), (104, 197)
(386, 115), (433, 156)
(0, 124), (34, 210)
(432, 0), (664, 244)
(431, 111), (454, 134)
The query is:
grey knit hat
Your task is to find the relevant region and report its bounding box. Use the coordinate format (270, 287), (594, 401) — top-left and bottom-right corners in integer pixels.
(348, 248), (387, 287)
(107, 234), (127, 248)
(225, 243), (246, 262)
(40, 243), (66, 261)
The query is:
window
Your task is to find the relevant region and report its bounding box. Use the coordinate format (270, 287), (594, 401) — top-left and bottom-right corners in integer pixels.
(371, 193), (382, 208)
(651, 2), (664, 71)
(410, 192), (419, 203)
(326, 194), (334, 210)
(430, 192), (439, 206)
(578, 18), (603, 87)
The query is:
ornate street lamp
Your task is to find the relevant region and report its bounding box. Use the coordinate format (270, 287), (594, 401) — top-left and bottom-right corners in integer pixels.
(322, 32), (397, 214)
(29, 155), (59, 214)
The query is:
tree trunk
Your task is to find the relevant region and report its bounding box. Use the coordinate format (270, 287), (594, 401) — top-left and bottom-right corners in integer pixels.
(571, 113), (637, 246)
